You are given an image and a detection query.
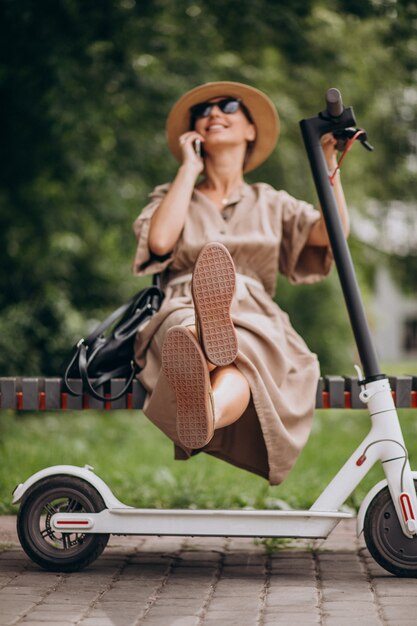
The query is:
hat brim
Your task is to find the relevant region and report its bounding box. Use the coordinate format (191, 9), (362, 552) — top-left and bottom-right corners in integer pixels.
(166, 81), (280, 173)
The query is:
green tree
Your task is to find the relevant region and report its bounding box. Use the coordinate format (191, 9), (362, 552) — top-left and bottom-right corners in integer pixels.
(0, 0), (415, 374)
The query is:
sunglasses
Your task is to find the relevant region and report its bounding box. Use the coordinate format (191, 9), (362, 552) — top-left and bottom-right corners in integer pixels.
(190, 98), (253, 124)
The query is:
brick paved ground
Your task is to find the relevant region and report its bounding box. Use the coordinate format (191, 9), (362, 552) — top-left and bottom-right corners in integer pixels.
(0, 516), (416, 626)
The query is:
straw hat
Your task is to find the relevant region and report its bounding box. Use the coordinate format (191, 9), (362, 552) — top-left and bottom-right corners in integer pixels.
(166, 81), (280, 173)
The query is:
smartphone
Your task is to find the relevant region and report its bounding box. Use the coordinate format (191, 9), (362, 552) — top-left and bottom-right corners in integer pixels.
(194, 139), (202, 158)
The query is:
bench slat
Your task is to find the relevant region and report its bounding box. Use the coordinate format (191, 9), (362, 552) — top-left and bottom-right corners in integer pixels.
(22, 378), (41, 411)
(390, 375), (413, 408)
(344, 376), (362, 409)
(110, 379), (128, 410)
(0, 378), (18, 410)
(86, 382), (105, 410)
(65, 379), (83, 410)
(45, 378), (62, 410)
(325, 376), (345, 409)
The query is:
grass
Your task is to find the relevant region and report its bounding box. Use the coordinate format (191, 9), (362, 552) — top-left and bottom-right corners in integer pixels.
(1, 404), (416, 515)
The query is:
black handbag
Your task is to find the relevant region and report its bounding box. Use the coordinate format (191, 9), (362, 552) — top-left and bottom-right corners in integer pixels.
(64, 277), (164, 401)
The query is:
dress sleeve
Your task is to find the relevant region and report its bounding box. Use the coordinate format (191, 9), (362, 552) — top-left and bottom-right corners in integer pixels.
(278, 190), (333, 284)
(132, 183), (173, 276)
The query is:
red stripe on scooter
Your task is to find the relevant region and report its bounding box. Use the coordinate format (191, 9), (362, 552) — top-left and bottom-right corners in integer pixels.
(400, 493), (415, 522)
(55, 520), (90, 526)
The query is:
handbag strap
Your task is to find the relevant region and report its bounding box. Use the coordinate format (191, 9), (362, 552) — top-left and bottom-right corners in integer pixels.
(78, 343), (138, 401)
(64, 277), (163, 401)
(64, 341), (138, 401)
(85, 300), (132, 345)
(85, 281), (162, 345)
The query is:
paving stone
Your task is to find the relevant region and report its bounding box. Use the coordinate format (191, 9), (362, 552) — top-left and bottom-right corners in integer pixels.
(372, 579), (417, 590)
(264, 603), (319, 614)
(266, 588), (317, 601)
(263, 620), (319, 626)
(374, 585), (417, 596)
(19, 622), (75, 626)
(29, 603), (91, 612)
(321, 588), (372, 602)
(265, 597), (317, 608)
(169, 567), (214, 578)
(377, 595), (417, 605)
(204, 610), (259, 621)
(208, 596), (260, 611)
(381, 606), (417, 619)
(202, 615), (254, 626)
(143, 608), (201, 619)
(96, 591), (155, 602)
(75, 616), (116, 626)
(165, 576), (214, 587)
(0, 585), (45, 595)
(149, 588), (207, 600)
(223, 553), (266, 565)
(324, 615), (382, 626)
(20, 611), (84, 622)
(146, 597), (203, 608)
(142, 618), (199, 626)
(323, 608), (380, 618)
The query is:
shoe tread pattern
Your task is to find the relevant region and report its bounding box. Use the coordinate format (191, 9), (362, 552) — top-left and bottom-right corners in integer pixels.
(162, 327), (213, 449)
(192, 242), (238, 367)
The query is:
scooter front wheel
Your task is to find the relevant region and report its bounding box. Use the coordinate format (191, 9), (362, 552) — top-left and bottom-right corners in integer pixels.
(364, 479), (417, 577)
(17, 475), (109, 572)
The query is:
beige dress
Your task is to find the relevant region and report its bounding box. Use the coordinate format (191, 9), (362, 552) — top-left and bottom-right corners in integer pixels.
(132, 181), (333, 485)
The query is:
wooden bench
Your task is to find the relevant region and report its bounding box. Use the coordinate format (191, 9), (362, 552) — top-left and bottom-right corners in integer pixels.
(1, 376), (416, 412)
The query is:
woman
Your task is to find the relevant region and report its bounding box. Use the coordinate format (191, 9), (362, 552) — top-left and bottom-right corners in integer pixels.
(132, 81), (348, 485)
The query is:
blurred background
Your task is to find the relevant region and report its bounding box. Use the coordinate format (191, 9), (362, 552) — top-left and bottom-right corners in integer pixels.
(1, 0), (417, 376)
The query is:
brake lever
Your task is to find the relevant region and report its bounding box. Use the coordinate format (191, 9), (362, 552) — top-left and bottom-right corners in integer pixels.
(333, 127), (374, 152)
(358, 134), (374, 152)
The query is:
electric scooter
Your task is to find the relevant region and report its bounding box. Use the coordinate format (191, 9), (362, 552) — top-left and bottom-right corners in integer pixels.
(13, 89), (417, 577)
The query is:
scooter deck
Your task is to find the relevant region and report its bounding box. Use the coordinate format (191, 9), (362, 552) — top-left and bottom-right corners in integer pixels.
(51, 507), (353, 539)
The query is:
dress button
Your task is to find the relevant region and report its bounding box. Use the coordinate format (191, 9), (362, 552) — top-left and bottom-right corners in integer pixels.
(219, 229), (226, 234)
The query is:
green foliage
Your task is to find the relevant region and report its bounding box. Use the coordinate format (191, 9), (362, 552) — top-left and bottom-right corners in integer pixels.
(0, 0), (416, 373)
(390, 253), (417, 295)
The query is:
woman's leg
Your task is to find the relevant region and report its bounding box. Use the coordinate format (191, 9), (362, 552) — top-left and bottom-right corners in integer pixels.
(211, 364), (251, 429)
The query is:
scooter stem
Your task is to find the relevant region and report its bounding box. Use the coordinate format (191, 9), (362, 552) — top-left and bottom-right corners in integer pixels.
(300, 95), (381, 380)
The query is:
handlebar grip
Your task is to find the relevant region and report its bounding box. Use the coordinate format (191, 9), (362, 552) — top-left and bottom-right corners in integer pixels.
(326, 88), (343, 117)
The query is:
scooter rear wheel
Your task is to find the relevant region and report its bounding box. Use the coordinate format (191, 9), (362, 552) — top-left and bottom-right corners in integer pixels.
(17, 475), (109, 572)
(364, 479), (417, 577)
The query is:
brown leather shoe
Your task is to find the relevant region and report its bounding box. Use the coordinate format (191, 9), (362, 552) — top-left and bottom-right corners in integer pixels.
(162, 326), (215, 449)
(191, 242), (238, 367)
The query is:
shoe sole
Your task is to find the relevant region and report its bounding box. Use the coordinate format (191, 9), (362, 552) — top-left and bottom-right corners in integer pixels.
(191, 242), (238, 367)
(162, 326), (214, 449)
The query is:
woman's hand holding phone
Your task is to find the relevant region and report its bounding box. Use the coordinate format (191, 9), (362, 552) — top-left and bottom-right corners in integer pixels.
(178, 131), (204, 176)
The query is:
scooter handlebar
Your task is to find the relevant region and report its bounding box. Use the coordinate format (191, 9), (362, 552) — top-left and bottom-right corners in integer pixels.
(326, 88), (343, 118)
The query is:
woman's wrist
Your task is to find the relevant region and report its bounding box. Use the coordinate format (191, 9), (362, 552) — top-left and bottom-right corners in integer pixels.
(178, 162), (202, 181)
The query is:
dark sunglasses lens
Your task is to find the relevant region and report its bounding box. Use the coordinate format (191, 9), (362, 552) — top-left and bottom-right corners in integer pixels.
(191, 103), (212, 118)
(220, 99), (240, 114)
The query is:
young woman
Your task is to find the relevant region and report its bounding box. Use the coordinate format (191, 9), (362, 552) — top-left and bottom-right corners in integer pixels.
(132, 81), (348, 485)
